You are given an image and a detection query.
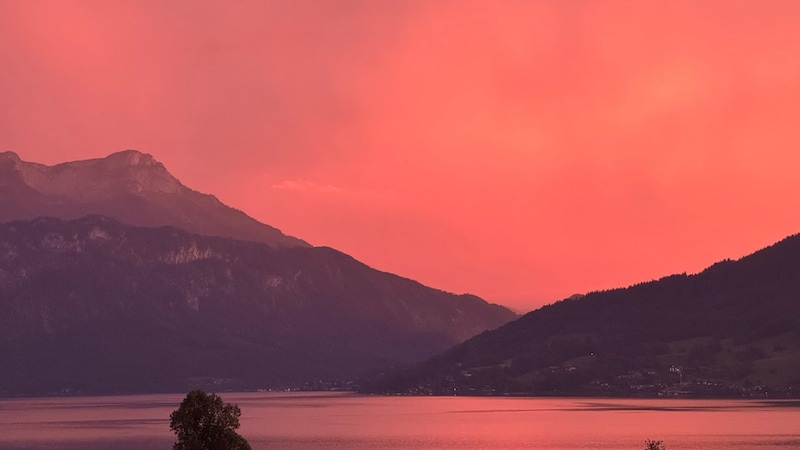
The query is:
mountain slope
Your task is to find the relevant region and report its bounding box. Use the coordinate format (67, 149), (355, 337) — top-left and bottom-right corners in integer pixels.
(362, 236), (800, 397)
(0, 215), (515, 395)
(0, 150), (307, 247)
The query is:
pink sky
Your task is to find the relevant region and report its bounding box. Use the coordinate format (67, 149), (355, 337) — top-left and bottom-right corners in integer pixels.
(2, 0), (800, 311)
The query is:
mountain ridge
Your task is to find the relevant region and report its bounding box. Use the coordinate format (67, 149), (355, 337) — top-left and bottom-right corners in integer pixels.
(0, 150), (308, 247)
(0, 150), (517, 395)
(362, 233), (800, 397)
(0, 214), (516, 395)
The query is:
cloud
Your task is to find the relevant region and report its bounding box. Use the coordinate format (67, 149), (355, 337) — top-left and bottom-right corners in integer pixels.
(270, 179), (396, 203)
(270, 179), (342, 194)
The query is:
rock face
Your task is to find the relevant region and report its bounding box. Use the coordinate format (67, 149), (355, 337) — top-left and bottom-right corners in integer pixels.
(0, 150), (307, 247)
(0, 216), (516, 395)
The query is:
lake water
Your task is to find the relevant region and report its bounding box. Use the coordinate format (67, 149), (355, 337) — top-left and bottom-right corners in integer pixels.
(1, 392), (798, 449)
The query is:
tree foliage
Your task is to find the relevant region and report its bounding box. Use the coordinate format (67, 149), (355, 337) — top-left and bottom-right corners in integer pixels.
(170, 390), (251, 450)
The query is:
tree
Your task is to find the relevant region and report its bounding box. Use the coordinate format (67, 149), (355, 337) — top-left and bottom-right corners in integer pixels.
(170, 390), (251, 450)
(645, 439), (666, 450)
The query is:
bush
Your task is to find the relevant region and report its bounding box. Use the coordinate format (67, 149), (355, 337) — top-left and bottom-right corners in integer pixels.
(170, 390), (251, 450)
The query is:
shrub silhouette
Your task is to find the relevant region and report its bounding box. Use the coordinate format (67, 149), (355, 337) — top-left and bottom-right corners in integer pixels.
(170, 390), (251, 450)
(645, 439), (666, 450)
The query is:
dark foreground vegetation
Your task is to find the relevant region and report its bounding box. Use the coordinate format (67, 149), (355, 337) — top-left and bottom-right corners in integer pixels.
(362, 234), (800, 398)
(170, 390), (251, 450)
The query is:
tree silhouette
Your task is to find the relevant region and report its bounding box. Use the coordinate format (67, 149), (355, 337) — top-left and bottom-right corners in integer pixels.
(170, 390), (251, 450)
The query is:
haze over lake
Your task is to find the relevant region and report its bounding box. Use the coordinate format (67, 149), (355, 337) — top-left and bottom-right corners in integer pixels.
(1, 392), (798, 449)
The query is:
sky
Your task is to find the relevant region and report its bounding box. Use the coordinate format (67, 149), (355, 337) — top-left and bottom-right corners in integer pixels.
(2, 0), (800, 312)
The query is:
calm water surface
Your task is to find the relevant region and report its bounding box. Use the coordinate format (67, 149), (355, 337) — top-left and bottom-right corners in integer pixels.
(1, 392), (798, 449)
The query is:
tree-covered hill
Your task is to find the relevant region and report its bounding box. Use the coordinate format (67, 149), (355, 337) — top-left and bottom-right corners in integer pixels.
(362, 235), (800, 397)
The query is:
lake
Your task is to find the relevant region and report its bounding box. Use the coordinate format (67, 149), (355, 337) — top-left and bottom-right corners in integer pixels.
(1, 392), (798, 449)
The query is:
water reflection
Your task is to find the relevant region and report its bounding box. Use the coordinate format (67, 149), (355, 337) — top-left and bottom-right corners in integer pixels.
(1, 393), (798, 449)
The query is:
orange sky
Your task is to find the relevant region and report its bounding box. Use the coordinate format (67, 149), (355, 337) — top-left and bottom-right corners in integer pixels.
(2, 0), (800, 311)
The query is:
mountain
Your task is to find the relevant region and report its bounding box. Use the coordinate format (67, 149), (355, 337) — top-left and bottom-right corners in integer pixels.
(0, 215), (515, 395)
(0, 150), (516, 395)
(362, 236), (800, 397)
(0, 150), (307, 247)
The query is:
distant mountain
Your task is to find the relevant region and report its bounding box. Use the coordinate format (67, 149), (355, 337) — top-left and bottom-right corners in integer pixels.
(362, 236), (800, 397)
(0, 150), (307, 247)
(0, 215), (515, 395)
(0, 151), (516, 395)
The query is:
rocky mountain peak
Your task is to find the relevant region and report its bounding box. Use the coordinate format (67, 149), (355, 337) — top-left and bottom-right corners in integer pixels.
(0, 150), (21, 163)
(105, 149), (157, 167)
(9, 150), (182, 197)
(0, 151), (23, 172)
(0, 150), (309, 248)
